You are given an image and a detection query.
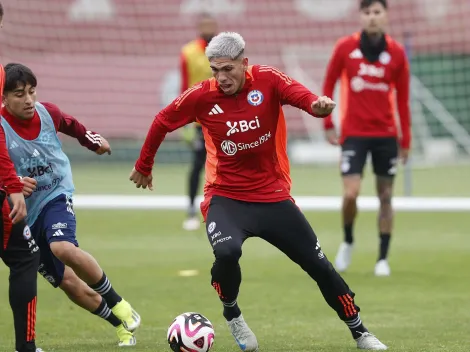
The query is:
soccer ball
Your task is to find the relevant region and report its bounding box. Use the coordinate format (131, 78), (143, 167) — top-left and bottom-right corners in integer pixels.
(167, 312), (215, 352)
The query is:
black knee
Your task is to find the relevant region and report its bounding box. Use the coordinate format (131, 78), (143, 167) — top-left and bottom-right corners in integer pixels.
(213, 242), (242, 264)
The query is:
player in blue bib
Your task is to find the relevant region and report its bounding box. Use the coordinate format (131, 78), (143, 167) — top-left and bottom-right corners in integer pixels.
(1, 63), (141, 347)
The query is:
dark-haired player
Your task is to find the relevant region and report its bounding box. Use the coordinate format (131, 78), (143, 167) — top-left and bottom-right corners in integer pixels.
(1, 63), (141, 347)
(322, 0), (411, 276)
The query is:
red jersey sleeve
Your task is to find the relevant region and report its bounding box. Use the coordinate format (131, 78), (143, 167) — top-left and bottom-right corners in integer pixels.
(257, 65), (322, 117)
(0, 64), (23, 195)
(180, 53), (189, 94)
(135, 84), (203, 176)
(0, 126), (23, 195)
(322, 38), (347, 129)
(42, 102), (102, 152)
(394, 49), (412, 149)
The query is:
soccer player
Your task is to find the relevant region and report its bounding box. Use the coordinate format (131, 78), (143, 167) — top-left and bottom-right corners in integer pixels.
(0, 4), (43, 351)
(1, 107), (42, 352)
(1, 183), (42, 352)
(322, 0), (411, 276)
(1, 63), (141, 347)
(130, 32), (388, 351)
(180, 12), (218, 231)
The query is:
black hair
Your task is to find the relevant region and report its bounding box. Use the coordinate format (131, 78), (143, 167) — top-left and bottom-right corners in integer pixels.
(3, 63), (38, 93)
(0, 2), (3, 17)
(360, 0), (387, 10)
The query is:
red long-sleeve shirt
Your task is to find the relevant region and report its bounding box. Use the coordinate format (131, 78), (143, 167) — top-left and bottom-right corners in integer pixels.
(0, 103), (102, 191)
(135, 65), (326, 220)
(0, 128), (23, 194)
(0, 64), (23, 195)
(322, 32), (411, 149)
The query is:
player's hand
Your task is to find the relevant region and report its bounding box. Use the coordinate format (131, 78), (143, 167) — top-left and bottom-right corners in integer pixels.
(400, 148), (409, 164)
(20, 176), (37, 197)
(324, 129), (339, 146)
(9, 192), (27, 224)
(312, 96), (336, 116)
(95, 136), (112, 155)
(129, 167), (153, 191)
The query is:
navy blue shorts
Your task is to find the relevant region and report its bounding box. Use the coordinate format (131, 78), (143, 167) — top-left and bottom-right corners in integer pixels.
(31, 194), (78, 287)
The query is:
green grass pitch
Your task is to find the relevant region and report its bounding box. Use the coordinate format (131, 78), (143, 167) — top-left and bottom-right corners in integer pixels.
(0, 163), (469, 351)
(0, 210), (469, 351)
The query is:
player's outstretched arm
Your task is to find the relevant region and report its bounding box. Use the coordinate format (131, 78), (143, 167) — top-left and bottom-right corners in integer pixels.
(131, 84), (203, 190)
(259, 65), (336, 118)
(395, 50), (412, 164)
(322, 39), (345, 131)
(322, 39), (345, 145)
(41, 102), (111, 155)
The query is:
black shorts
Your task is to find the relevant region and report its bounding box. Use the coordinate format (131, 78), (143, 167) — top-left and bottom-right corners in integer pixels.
(204, 195), (360, 322)
(0, 191), (40, 265)
(340, 137), (398, 177)
(205, 195), (327, 265)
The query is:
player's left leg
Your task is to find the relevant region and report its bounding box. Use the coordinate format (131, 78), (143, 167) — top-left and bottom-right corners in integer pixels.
(258, 200), (387, 350)
(183, 126), (206, 231)
(204, 195), (258, 352)
(371, 137), (399, 276)
(1, 194), (41, 352)
(40, 195), (141, 333)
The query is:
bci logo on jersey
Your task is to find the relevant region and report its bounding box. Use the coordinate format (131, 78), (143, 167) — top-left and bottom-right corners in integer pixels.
(226, 116), (260, 136)
(19, 156), (54, 178)
(247, 90), (264, 106)
(358, 63), (385, 78)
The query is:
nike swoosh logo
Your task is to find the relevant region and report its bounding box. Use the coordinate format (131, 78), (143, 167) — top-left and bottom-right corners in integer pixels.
(235, 337), (246, 350)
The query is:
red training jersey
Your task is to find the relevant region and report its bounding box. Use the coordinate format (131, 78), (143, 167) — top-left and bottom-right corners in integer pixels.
(0, 64), (24, 195)
(322, 32), (411, 149)
(136, 65), (327, 219)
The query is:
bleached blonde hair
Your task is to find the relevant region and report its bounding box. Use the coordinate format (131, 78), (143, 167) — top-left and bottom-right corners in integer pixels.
(205, 32), (245, 61)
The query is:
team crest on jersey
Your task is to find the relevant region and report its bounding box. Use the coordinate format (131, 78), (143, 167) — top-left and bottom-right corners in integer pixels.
(379, 51), (391, 65)
(247, 90), (264, 106)
(23, 225), (32, 240)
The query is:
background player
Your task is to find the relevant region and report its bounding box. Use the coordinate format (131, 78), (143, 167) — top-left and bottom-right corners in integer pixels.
(0, 4), (42, 350)
(180, 13), (218, 231)
(130, 32), (388, 351)
(1, 63), (140, 347)
(322, 0), (411, 277)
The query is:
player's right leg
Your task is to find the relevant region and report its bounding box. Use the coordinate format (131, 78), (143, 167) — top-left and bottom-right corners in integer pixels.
(205, 195), (258, 352)
(34, 227), (137, 347)
(33, 195), (140, 339)
(50, 195), (140, 332)
(335, 137), (369, 272)
(370, 137), (399, 276)
(1, 193), (41, 352)
(258, 200), (387, 350)
(59, 267), (136, 347)
(183, 126), (206, 231)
